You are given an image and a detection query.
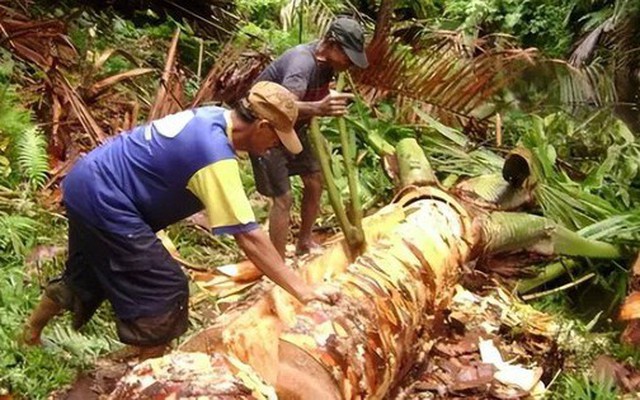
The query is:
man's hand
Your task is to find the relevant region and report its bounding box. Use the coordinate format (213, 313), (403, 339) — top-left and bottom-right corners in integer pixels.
(299, 284), (341, 305)
(236, 229), (341, 306)
(317, 92), (355, 116)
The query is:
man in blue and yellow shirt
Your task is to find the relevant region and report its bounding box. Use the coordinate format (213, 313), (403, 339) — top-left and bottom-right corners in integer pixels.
(23, 82), (335, 359)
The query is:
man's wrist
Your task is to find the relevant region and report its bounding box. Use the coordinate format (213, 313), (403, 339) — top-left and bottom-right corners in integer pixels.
(293, 284), (314, 303)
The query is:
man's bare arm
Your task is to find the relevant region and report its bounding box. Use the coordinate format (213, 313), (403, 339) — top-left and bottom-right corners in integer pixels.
(234, 229), (316, 302)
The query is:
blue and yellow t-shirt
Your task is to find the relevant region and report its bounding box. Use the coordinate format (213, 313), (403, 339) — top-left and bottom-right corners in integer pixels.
(62, 106), (258, 236)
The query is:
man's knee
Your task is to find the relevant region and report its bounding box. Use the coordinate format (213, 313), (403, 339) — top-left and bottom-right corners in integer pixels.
(272, 191), (293, 211)
(302, 172), (323, 194)
(117, 295), (189, 347)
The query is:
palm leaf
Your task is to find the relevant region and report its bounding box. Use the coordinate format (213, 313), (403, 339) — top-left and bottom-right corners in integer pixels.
(279, 0), (336, 35)
(0, 7), (77, 69)
(555, 60), (617, 108)
(190, 42), (271, 107)
(519, 115), (625, 230)
(413, 108), (504, 177)
(578, 211), (640, 246)
(353, 31), (538, 129)
(148, 28), (184, 121)
(560, 0), (640, 113)
(86, 68), (154, 100)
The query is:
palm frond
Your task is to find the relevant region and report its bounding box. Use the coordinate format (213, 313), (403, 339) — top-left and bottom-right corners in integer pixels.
(353, 31), (538, 129)
(148, 28), (185, 121)
(578, 211), (640, 246)
(279, 0), (335, 35)
(520, 115), (625, 230)
(561, 0), (640, 114)
(0, 6), (77, 69)
(556, 61), (617, 108)
(85, 68), (154, 100)
(190, 43), (271, 107)
(15, 127), (48, 188)
(413, 108), (504, 177)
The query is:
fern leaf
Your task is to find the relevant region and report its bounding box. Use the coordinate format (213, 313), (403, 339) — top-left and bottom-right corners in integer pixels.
(0, 213), (38, 256)
(15, 127), (49, 188)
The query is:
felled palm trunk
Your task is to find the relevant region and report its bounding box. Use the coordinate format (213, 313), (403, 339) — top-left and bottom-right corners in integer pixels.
(110, 140), (620, 399)
(273, 188), (473, 398)
(110, 186), (472, 399)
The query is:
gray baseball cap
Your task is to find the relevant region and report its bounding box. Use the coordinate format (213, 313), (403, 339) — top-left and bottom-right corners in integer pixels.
(326, 17), (369, 69)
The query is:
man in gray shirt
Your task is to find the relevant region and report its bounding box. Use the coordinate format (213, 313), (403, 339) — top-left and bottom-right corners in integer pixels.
(250, 17), (368, 257)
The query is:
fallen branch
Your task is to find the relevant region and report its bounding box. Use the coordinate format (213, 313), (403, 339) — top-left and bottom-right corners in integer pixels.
(521, 273), (596, 301)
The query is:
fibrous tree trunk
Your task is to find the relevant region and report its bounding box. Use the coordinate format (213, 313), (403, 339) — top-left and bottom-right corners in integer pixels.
(111, 185), (472, 399)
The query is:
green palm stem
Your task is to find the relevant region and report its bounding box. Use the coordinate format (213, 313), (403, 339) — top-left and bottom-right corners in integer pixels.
(396, 138), (438, 187)
(516, 259), (579, 294)
(335, 73), (364, 250)
(309, 117), (363, 256)
(480, 212), (621, 259)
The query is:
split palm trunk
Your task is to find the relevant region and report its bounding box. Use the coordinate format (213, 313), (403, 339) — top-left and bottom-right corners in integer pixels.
(110, 141), (620, 399)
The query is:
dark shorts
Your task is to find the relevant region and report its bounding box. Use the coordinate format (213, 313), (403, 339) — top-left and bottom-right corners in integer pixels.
(45, 211), (189, 346)
(250, 127), (320, 197)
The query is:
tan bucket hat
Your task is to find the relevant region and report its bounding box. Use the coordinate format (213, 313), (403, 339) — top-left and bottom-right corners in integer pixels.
(246, 81), (302, 154)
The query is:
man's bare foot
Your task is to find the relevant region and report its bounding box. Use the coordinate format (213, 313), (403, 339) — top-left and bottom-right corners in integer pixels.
(21, 294), (62, 347)
(108, 345), (142, 362)
(139, 344), (168, 361)
(109, 344), (168, 362)
(295, 240), (323, 256)
(20, 324), (42, 346)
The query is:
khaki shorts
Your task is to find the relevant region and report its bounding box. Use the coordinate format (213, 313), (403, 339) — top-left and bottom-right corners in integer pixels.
(250, 127), (320, 197)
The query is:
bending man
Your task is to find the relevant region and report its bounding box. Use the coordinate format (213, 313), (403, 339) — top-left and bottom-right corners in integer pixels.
(23, 82), (335, 360)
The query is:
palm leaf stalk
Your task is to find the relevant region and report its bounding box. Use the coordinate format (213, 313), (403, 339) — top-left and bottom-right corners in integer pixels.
(516, 210), (640, 294)
(480, 212), (620, 259)
(113, 142), (623, 399)
(396, 138), (437, 187)
(516, 259), (579, 294)
(309, 117), (362, 255)
(335, 73), (364, 254)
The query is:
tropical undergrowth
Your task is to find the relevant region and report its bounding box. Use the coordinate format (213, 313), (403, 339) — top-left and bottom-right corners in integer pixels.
(0, 54), (121, 399)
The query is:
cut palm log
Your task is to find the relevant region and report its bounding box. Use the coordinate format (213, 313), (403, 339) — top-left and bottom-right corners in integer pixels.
(109, 352), (276, 399)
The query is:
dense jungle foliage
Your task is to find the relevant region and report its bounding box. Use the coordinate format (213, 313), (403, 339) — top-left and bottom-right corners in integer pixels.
(0, 0), (639, 398)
